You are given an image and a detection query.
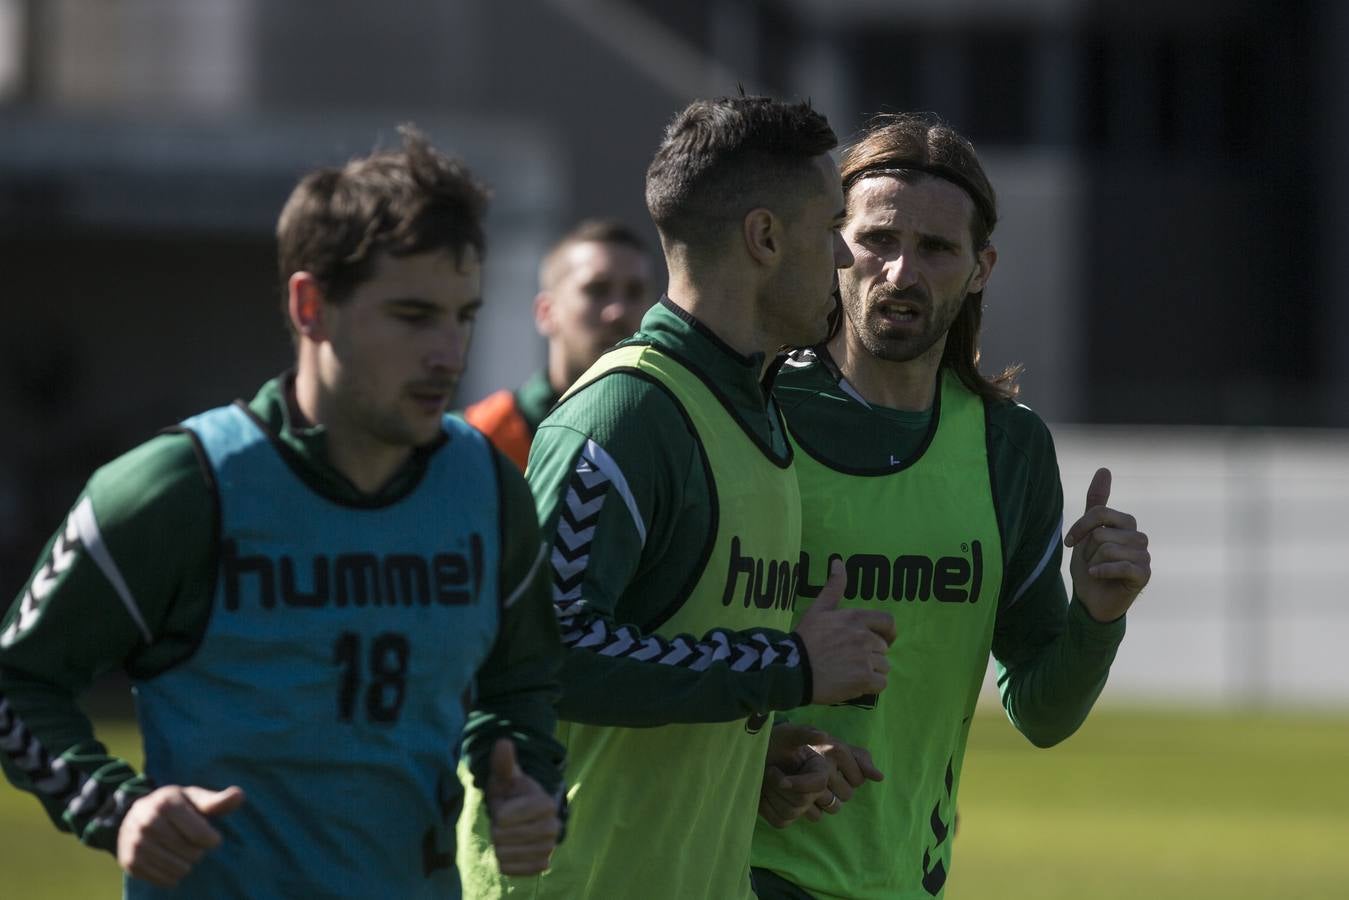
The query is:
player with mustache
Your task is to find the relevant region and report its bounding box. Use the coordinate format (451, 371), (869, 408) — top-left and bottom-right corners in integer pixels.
(750, 113), (1152, 900)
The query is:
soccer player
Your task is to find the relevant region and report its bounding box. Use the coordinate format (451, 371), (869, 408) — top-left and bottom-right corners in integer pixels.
(462, 219), (656, 470)
(0, 127), (565, 899)
(749, 113), (1152, 899)
(457, 96), (899, 899)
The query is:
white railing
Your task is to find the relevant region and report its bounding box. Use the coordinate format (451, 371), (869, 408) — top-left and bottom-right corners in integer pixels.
(1025, 425), (1349, 709)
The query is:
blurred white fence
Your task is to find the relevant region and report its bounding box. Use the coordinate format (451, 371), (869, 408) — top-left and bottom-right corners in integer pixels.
(1000, 425), (1349, 710)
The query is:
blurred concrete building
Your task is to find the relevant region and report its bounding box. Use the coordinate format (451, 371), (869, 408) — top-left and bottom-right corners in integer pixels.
(1, 1), (1346, 701)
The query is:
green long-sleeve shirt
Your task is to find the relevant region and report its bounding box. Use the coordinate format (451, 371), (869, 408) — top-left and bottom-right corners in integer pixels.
(0, 375), (565, 854)
(771, 349), (1124, 745)
(524, 298), (814, 725)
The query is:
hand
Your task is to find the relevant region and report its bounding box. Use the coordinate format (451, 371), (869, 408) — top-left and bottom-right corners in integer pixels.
(758, 723), (883, 828)
(795, 559), (896, 704)
(486, 738), (561, 876)
(759, 723), (832, 828)
(117, 784), (245, 887)
(808, 735), (883, 813)
(1063, 468), (1151, 623)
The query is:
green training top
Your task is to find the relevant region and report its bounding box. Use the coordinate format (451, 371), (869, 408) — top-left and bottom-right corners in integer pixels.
(750, 350), (1126, 900)
(0, 375), (566, 857)
(462, 340), (803, 898)
(457, 298), (822, 898)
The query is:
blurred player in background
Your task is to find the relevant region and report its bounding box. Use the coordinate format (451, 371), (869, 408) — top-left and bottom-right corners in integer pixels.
(458, 95), (898, 899)
(0, 126), (565, 899)
(462, 218), (655, 469)
(750, 113), (1152, 900)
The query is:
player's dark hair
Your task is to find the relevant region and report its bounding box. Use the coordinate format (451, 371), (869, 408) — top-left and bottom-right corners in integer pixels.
(539, 218), (650, 289)
(841, 112), (1021, 403)
(644, 96), (837, 254)
(276, 124), (490, 329)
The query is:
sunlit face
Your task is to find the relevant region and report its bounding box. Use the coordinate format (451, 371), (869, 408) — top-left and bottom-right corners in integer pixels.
(762, 154), (854, 349)
(538, 241), (654, 385)
(838, 175), (990, 364)
(317, 247), (482, 450)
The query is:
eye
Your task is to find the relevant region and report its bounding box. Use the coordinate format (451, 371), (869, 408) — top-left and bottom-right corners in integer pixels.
(458, 307), (479, 325)
(920, 236), (959, 255)
(393, 310), (433, 325)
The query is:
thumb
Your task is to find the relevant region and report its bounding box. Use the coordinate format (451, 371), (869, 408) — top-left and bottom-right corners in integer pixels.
(808, 558), (846, 614)
(490, 738), (522, 789)
(777, 723), (827, 746)
(1084, 467), (1112, 513)
(183, 785), (246, 817)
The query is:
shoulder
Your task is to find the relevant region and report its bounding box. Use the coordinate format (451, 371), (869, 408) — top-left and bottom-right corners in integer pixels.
(547, 367), (695, 447)
(771, 351), (839, 412)
(985, 397), (1058, 468)
(83, 430), (216, 536)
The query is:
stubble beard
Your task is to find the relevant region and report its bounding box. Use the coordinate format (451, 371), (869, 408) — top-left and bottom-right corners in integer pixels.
(843, 281), (963, 364)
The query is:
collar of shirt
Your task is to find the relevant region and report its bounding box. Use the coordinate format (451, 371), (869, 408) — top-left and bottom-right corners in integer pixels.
(624, 296), (784, 451)
(245, 373), (442, 505)
(515, 369), (562, 434)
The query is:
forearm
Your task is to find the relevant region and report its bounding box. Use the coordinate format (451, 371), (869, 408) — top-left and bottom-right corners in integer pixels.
(0, 670), (149, 852)
(995, 598), (1125, 747)
(554, 617), (809, 727)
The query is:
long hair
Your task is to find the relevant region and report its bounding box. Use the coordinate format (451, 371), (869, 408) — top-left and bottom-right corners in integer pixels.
(840, 113), (1021, 403)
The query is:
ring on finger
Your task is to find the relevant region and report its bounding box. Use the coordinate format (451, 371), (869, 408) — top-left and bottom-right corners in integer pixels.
(824, 792), (840, 812)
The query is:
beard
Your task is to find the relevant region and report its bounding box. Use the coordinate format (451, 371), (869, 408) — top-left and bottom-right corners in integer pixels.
(841, 280), (965, 363)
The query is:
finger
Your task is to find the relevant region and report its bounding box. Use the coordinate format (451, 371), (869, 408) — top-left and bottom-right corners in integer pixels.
(759, 796), (789, 828)
(1085, 541), (1151, 569)
(493, 822), (561, 849)
(161, 799), (224, 850)
(871, 653), (890, 675)
(1085, 560), (1151, 587)
(851, 745), (884, 782)
(1085, 467), (1111, 513)
(1065, 510), (1138, 549)
(760, 789), (811, 826)
(778, 769), (830, 796)
(854, 610), (897, 645)
(815, 791), (844, 814)
(812, 559), (846, 611)
(823, 743), (865, 788)
(183, 785), (246, 819)
(490, 739), (522, 790)
(491, 792), (558, 829)
(496, 843), (558, 876)
(1078, 526), (1147, 553)
(127, 839), (195, 886)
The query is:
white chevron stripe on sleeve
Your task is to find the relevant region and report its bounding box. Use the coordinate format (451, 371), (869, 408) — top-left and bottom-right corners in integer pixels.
(70, 498), (153, 644)
(582, 439), (646, 547)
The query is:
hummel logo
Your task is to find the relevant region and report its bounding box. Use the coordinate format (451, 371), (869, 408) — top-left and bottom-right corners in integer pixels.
(889, 455), (903, 466)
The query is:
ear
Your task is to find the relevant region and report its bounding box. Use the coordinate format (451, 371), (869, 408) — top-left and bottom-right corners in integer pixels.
(742, 208), (779, 267)
(968, 243), (997, 294)
(533, 290), (555, 339)
(288, 272), (327, 340)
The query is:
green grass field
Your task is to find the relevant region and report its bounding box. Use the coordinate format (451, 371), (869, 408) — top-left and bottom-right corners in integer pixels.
(2, 708), (1346, 898)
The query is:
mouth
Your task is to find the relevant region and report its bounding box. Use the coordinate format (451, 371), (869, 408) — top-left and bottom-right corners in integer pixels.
(407, 384), (455, 415)
(874, 299), (924, 325)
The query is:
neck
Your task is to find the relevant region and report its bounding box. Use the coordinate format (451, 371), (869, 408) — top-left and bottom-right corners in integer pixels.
(826, 329), (945, 412)
(666, 267), (774, 375)
(290, 364), (412, 495)
(545, 351), (574, 397)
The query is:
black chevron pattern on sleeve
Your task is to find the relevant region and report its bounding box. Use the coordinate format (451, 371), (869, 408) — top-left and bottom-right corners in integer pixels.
(549, 448), (801, 674)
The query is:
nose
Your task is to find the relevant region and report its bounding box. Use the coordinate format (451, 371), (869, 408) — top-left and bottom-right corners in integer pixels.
(426, 323), (469, 376)
(834, 231), (855, 269)
(882, 250), (917, 289)
(598, 292), (631, 326)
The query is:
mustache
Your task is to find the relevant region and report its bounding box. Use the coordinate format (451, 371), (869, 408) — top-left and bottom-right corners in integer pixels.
(870, 283), (929, 306)
(407, 377), (458, 393)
